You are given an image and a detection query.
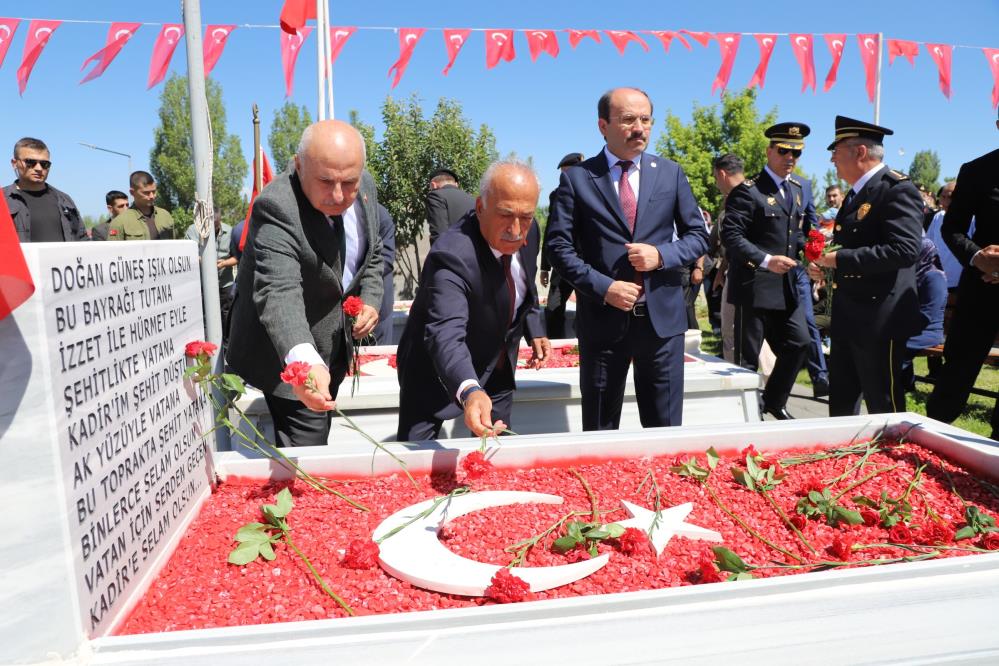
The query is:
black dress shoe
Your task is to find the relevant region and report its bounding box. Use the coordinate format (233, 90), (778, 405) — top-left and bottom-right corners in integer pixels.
(763, 406), (795, 420)
(812, 377), (830, 398)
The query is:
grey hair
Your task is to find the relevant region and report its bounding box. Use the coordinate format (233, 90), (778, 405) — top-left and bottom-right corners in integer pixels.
(844, 137), (885, 161)
(296, 123), (367, 163)
(478, 160), (541, 205)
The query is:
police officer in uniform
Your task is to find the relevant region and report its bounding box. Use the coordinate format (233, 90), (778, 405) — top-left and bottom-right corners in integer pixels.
(808, 116), (922, 416)
(721, 122), (812, 419)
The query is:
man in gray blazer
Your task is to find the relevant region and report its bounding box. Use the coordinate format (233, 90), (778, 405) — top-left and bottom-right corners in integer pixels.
(227, 120), (383, 448)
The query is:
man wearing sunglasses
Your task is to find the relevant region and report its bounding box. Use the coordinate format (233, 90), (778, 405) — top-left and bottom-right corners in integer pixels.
(721, 122), (815, 420)
(5, 137), (87, 242)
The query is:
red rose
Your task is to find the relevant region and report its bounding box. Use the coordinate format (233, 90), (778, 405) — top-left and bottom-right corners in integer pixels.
(790, 513), (807, 530)
(184, 340), (218, 358)
(342, 539), (380, 569)
(698, 559), (725, 584)
(461, 450), (493, 480)
(280, 361), (312, 387)
(484, 567), (530, 603)
(342, 296), (364, 318)
(828, 535), (855, 561)
(888, 523), (912, 543)
(860, 508), (881, 527)
(980, 532), (999, 550)
(617, 527), (651, 557)
(741, 445), (759, 458)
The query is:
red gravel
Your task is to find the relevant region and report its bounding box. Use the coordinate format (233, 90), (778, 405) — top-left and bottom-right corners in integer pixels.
(117, 440), (999, 635)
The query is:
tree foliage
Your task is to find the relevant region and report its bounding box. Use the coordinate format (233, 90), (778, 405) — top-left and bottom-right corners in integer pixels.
(352, 95), (497, 293)
(907, 150), (941, 192)
(655, 89), (777, 216)
(150, 74), (247, 236)
(268, 101), (313, 174)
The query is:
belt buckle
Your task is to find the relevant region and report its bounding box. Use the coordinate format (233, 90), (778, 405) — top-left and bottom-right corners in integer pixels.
(631, 303), (647, 317)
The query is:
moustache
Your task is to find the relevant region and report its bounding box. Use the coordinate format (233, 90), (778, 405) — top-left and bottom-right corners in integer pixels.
(628, 132), (646, 141)
(501, 234), (525, 243)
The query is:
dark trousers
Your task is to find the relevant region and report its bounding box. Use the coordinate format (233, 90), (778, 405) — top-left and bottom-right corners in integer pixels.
(927, 278), (999, 438)
(218, 285), (234, 348)
(733, 301), (809, 411)
(398, 387), (514, 442)
(544, 270), (575, 339)
(263, 393), (334, 448)
(829, 334), (908, 416)
(704, 267), (723, 332)
(794, 266), (828, 383)
(579, 311), (685, 430)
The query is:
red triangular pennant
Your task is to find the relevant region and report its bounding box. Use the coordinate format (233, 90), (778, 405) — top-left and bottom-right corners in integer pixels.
(387, 28), (425, 88)
(329, 26), (356, 65)
(0, 192), (35, 321)
(524, 29), (559, 61)
(567, 30), (601, 49)
(857, 34), (880, 102)
(789, 33), (816, 92)
(279, 0), (316, 35)
(442, 28), (471, 75)
(18, 20), (60, 95)
(646, 31), (691, 53)
(0, 18), (19, 69)
(747, 34), (777, 89)
(679, 30), (713, 48)
(823, 34), (847, 92)
(887, 39), (919, 66)
(711, 33), (741, 94)
(984, 48), (999, 109)
(81, 22), (140, 84)
(280, 27), (312, 97)
(485, 29), (515, 69)
(147, 23), (184, 89)
(203, 25), (235, 77)
(604, 30), (649, 55)
(925, 43), (953, 99)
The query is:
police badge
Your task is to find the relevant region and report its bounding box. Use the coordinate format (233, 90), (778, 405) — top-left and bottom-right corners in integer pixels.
(857, 203), (871, 220)
(767, 196), (777, 206)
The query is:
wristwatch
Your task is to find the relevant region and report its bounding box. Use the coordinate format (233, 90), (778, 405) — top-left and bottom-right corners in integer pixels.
(460, 385), (485, 407)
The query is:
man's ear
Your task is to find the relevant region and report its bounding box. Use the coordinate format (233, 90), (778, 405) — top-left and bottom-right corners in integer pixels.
(475, 196), (484, 216)
(597, 118), (608, 139)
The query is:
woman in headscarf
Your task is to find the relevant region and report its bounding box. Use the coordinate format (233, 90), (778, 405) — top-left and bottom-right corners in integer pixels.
(903, 238), (947, 391)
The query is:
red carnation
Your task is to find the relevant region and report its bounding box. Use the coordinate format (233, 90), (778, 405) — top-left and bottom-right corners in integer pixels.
(917, 522), (955, 546)
(698, 559), (726, 584)
(342, 539), (380, 569)
(280, 361), (313, 387)
(797, 474), (825, 495)
(388, 355), (398, 368)
(461, 450), (493, 480)
(617, 527), (651, 557)
(980, 532), (999, 551)
(342, 295), (364, 318)
(484, 567), (530, 603)
(185, 340), (218, 358)
(741, 444), (759, 458)
(804, 229), (826, 262)
(888, 523), (912, 543)
(828, 535), (855, 561)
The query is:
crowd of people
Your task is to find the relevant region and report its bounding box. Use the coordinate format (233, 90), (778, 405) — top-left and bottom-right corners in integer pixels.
(8, 88), (997, 445)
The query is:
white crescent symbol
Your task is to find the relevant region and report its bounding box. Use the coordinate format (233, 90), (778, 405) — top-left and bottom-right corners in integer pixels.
(449, 34), (464, 45)
(794, 36), (808, 50)
(933, 47), (943, 58)
(724, 36), (733, 43)
(491, 32), (507, 44)
(335, 30), (349, 39)
(762, 37), (773, 48)
(531, 31), (547, 40)
(832, 39), (843, 51)
(164, 26), (181, 43)
(35, 27), (52, 40)
(863, 37), (875, 51)
(0, 25), (10, 40)
(992, 53), (999, 65)
(211, 28), (229, 42)
(115, 29), (132, 41)
(404, 33), (417, 45)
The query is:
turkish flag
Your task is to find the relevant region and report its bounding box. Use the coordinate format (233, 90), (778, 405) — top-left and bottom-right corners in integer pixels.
(240, 151), (275, 251)
(329, 26), (356, 65)
(680, 30), (713, 48)
(147, 23), (184, 89)
(984, 48), (999, 109)
(525, 30), (558, 61)
(604, 31), (649, 55)
(789, 33), (816, 92)
(711, 33), (740, 94)
(0, 193), (34, 322)
(925, 43), (953, 99)
(80, 22), (140, 84)
(888, 39), (919, 66)
(0, 18), (19, 69)
(441, 29), (470, 75)
(17, 20), (60, 96)
(280, 26), (312, 97)
(823, 34), (847, 92)
(747, 34), (777, 89)
(857, 34), (880, 102)
(485, 29), (515, 69)
(203, 25), (235, 77)
(646, 31), (690, 53)
(280, 0), (316, 35)
(388, 28), (425, 88)
(567, 30), (600, 49)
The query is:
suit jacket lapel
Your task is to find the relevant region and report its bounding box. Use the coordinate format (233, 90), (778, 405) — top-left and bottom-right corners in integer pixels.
(634, 152), (661, 237)
(294, 173), (343, 283)
(589, 155), (631, 235)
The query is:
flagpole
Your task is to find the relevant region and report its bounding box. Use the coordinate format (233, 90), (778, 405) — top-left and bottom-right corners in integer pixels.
(315, 0), (327, 120)
(325, 1), (335, 118)
(252, 103), (262, 193)
(874, 32), (883, 124)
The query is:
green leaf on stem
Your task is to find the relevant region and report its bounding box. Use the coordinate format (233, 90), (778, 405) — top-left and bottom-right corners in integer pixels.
(706, 447), (720, 471)
(258, 540), (276, 561)
(731, 466), (756, 491)
(713, 546), (751, 574)
(605, 523), (626, 539)
(220, 372), (246, 395)
(552, 535), (579, 554)
(228, 541), (261, 565)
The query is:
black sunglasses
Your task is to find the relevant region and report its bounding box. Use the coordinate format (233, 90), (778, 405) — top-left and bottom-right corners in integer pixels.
(21, 158), (52, 169)
(777, 148), (802, 158)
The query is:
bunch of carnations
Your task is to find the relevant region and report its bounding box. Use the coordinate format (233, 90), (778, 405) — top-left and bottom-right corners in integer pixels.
(343, 295), (367, 396)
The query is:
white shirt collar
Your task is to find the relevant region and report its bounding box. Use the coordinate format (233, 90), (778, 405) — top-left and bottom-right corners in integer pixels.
(604, 146), (642, 171)
(851, 162), (887, 195)
(763, 165), (788, 189)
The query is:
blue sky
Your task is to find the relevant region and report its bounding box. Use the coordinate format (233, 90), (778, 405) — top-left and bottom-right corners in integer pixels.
(2, 0), (998, 219)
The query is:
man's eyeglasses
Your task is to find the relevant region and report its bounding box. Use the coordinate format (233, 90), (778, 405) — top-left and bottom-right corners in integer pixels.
(614, 115), (654, 128)
(20, 158), (52, 170)
(776, 148), (802, 158)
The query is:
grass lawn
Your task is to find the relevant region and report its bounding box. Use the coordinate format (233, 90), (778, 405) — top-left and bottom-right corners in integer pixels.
(694, 298), (997, 438)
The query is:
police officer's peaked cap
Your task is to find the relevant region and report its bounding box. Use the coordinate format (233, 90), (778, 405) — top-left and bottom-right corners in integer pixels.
(428, 167), (460, 183)
(765, 122), (810, 149)
(557, 152), (585, 169)
(827, 115), (894, 150)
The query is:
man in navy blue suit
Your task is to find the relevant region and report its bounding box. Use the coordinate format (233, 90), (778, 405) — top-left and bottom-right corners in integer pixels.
(546, 87), (709, 430)
(396, 161), (550, 441)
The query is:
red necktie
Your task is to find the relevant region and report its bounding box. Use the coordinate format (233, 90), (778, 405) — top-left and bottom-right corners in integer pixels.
(617, 160), (637, 234)
(498, 254), (515, 369)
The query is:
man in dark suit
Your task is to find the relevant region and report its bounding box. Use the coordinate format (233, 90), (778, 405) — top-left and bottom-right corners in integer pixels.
(540, 152), (584, 338)
(722, 122), (813, 420)
(397, 161), (550, 441)
(373, 203), (396, 345)
(546, 87), (709, 430)
(808, 116), (922, 416)
(426, 168), (475, 245)
(927, 114), (999, 440)
(227, 120), (383, 448)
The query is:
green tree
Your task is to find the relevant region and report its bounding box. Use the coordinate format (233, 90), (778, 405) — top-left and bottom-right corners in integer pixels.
(150, 74), (248, 236)
(655, 89), (777, 215)
(268, 101), (312, 174)
(354, 95), (497, 295)
(908, 150), (941, 192)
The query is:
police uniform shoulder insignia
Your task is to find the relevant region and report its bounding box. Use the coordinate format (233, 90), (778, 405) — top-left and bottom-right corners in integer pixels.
(787, 176), (802, 187)
(742, 178), (755, 188)
(887, 169), (907, 181)
(857, 203), (872, 220)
